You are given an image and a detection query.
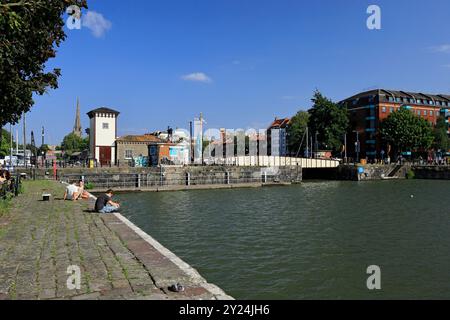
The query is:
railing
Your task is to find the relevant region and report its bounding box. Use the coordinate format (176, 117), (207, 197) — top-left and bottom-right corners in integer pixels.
(59, 170), (300, 191)
(16, 156), (340, 170)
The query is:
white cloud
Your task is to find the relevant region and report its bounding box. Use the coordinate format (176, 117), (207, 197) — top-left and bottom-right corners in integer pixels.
(181, 72), (212, 83)
(82, 11), (112, 38)
(430, 44), (450, 53)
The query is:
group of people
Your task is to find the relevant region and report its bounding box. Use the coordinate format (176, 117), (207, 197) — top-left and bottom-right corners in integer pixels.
(63, 180), (89, 201)
(63, 181), (120, 214)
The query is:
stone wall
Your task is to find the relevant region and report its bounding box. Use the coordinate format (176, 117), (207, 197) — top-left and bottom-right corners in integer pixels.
(116, 141), (149, 164)
(336, 164), (409, 181)
(412, 166), (450, 180)
(54, 165), (302, 190)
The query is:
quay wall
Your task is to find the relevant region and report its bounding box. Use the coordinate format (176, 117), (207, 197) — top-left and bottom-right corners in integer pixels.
(335, 164), (409, 181)
(49, 165), (303, 191)
(412, 166), (450, 180)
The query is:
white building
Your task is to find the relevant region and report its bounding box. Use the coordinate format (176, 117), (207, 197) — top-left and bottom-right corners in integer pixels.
(87, 107), (120, 165)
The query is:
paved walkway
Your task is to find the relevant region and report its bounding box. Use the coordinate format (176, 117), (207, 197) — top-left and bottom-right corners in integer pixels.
(0, 180), (231, 300)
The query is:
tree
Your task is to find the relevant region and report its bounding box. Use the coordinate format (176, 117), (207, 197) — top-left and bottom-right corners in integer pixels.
(61, 133), (88, 155)
(287, 110), (310, 156)
(433, 116), (449, 152)
(380, 108), (434, 155)
(308, 90), (349, 154)
(0, 128), (13, 157)
(0, 0), (88, 127)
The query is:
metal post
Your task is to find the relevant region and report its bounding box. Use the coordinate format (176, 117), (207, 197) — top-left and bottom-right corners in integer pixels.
(23, 113), (27, 169)
(306, 127), (309, 159)
(314, 132), (318, 159)
(356, 131), (360, 163)
(9, 124), (13, 169)
(344, 133), (347, 164)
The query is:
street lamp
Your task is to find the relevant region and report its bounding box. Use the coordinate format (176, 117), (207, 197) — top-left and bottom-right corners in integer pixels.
(353, 130), (360, 163)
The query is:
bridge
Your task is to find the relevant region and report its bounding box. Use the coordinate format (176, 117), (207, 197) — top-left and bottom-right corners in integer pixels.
(204, 156), (340, 168)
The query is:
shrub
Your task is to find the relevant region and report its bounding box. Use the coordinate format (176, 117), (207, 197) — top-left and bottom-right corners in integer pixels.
(406, 169), (415, 180)
(85, 182), (94, 190)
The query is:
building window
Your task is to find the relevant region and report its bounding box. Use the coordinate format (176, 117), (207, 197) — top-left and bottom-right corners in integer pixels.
(125, 150), (133, 159)
(390, 107), (394, 113)
(417, 99), (422, 104)
(388, 97), (394, 102)
(429, 100), (433, 105)
(396, 98), (401, 103)
(417, 110), (421, 116)
(430, 110), (434, 116)
(102, 123), (109, 129)
(410, 98), (415, 104)
(382, 106), (386, 113)
(424, 110), (427, 116)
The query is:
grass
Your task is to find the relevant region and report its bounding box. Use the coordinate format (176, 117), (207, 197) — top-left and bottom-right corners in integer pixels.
(0, 194), (13, 218)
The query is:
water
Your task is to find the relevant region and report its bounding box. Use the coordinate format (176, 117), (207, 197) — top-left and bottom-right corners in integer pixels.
(116, 180), (450, 299)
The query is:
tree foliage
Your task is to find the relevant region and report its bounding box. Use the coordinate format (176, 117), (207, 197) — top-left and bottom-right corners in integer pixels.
(0, 0), (88, 127)
(433, 116), (449, 151)
(287, 110), (310, 156)
(61, 133), (88, 154)
(380, 108), (434, 153)
(308, 90), (349, 154)
(0, 128), (13, 157)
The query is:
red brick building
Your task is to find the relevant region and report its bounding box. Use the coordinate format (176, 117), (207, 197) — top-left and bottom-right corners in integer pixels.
(340, 89), (450, 161)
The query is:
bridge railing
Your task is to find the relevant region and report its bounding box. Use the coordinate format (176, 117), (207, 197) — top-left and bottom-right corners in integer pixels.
(203, 156), (340, 168)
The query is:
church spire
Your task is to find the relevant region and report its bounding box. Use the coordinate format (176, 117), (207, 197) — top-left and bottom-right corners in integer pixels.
(73, 98), (82, 137)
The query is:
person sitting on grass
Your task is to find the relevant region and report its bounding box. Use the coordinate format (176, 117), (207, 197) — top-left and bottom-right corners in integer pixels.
(64, 182), (80, 201)
(95, 189), (120, 214)
(78, 180), (90, 200)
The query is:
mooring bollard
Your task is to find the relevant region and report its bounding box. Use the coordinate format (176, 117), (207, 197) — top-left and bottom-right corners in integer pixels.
(186, 172), (191, 186)
(225, 171), (230, 185)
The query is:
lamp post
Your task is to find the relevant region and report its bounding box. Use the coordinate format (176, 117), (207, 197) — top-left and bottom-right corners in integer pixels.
(353, 130), (360, 163)
(314, 131), (318, 159)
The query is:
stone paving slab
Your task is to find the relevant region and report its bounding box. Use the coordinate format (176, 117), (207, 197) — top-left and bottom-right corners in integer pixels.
(0, 180), (232, 300)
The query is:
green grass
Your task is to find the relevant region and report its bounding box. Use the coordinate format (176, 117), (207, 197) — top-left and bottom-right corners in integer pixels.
(0, 195), (13, 218)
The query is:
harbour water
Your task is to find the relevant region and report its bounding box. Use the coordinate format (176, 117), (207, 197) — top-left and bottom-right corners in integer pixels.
(116, 180), (450, 299)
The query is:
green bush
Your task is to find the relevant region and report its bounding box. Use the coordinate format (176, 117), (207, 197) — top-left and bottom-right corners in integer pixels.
(85, 182), (94, 190)
(406, 169), (415, 180)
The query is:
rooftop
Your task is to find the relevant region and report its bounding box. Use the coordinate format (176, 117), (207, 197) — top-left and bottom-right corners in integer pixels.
(116, 134), (163, 143)
(87, 107), (120, 118)
(268, 117), (290, 129)
(341, 89), (450, 104)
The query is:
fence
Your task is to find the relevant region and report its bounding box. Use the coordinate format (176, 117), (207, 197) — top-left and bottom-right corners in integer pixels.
(59, 166), (302, 191)
(14, 156), (339, 170)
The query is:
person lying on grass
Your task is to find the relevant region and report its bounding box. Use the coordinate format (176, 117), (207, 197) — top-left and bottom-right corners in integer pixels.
(95, 189), (120, 214)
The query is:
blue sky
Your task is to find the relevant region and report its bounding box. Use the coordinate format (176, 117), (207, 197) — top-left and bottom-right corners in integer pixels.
(18, 0), (450, 145)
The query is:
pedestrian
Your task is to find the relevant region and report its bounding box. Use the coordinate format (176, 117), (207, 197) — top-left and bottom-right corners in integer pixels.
(95, 189), (120, 214)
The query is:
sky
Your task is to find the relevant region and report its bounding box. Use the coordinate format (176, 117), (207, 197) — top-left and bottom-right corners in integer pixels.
(14, 0), (450, 145)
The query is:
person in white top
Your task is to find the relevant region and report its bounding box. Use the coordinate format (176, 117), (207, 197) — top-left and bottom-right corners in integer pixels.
(64, 182), (80, 201)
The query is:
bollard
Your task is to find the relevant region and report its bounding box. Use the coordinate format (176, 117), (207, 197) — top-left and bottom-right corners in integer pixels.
(186, 172), (191, 186)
